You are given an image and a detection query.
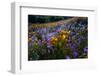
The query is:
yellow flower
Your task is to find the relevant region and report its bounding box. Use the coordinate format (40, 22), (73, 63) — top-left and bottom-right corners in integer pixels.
(58, 30), (71, 41)
(58, 34), (67, 40)
(50, 37), (58, 45)
(67, 31), (71, 35)
(60, 30), (71, 35)
(32, 32), (35, 34)
(28, 38), (32, 42)
(62, 35), (66, 40)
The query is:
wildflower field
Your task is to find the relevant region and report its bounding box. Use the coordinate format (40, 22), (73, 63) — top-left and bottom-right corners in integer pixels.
(28, 15), (88, 60)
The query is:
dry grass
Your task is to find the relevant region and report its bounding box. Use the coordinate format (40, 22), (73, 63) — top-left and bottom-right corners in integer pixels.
(28, 17), (87, 29)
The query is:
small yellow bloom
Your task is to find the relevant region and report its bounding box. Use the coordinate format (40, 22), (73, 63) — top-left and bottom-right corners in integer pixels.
(67, 31), (71, 35)
(32, 32), (35, 34)
(62, 35), (66, 39)
(58, 30), (71, 41)
(50, 37), (58, 45)
(58, 34), (67, 40)
(28, 38), (32, 42)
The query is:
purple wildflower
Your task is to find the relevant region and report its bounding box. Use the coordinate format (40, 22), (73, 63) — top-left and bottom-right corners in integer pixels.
(73, 51), (78, 58)
(66, 55), (70, 59)
(31, 36), (35, 42)
(84, 46), (88, 53)
(38, 40), (42, 46)
(77, 37), (81, 44)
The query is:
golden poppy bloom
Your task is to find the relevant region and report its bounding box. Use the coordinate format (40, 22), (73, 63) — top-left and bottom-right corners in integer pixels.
(58, 34), (67, 40)
(62, 35), (66, 40)
(50, 37), (58, 45)
(58, 30), (71, 40)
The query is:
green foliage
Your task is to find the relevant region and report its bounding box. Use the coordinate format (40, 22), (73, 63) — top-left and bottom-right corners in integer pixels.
(28, 15), (71, 23)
